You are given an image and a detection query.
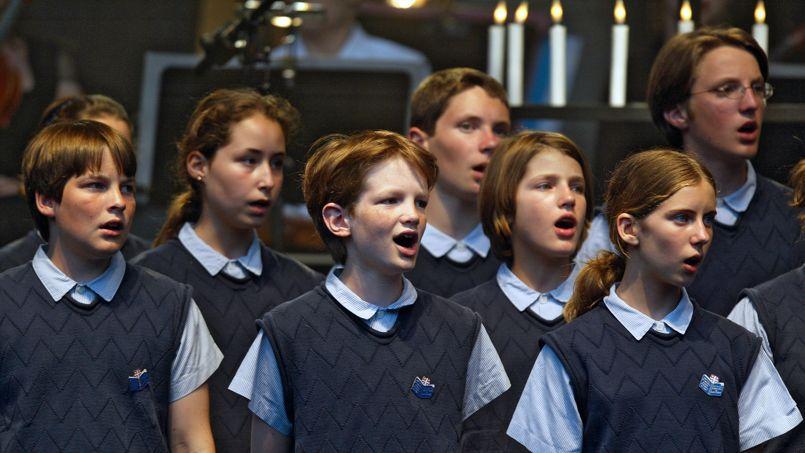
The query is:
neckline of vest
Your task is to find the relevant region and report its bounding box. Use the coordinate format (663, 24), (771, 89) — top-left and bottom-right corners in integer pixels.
(713, 174), (766, 232)
(318, 285), (412, 342)
(524, 307), (565, 327)
(598, 302), (694, 344)
(423, 248), (487, 270)
(61, 293), (104, 314)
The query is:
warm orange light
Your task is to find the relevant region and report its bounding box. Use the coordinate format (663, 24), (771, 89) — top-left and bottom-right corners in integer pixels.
(614, 0), (626, 24)
(680, 0), (692, 21)
(754, 1), (766, 24)
(493, 1), (507, 24)
(551, 0), (563, 24)
(515, 1), (528, 24)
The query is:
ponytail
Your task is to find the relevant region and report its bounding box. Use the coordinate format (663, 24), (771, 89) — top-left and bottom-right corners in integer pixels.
(153, 189), (201, 246)
(564, 251), (626, 322)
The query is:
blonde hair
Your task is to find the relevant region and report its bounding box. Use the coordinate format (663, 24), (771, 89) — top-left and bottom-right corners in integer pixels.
(480, 131), (593, 265)
(154, 88), (299, 246)
(790, 159), (805, 226)
(303, 130), (438, 264)
(564, 149), (715, 322)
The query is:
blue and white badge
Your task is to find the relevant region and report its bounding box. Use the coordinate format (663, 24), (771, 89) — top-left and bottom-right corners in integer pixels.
(129, 369), (150, 393)
(411, 376), (435, 399)
(699, 373), (724, 397)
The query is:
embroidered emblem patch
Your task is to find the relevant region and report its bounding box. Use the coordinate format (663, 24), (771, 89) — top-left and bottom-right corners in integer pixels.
(699, 374), (724, 397)
(411, 376), (435, 399)
(128, 369), (150, 392)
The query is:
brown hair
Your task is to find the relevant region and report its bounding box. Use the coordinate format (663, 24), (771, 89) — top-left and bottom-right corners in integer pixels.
(40, 94), (132, 134)
(410, 67), (508, 135)
(22, 120), (136, 241)
(564, 149), (715, 322)
(790, 159), (805, 226)
(303, 130), (438, 264)
(647, 27), (768, 148)
(480, 131), (594, 265)
(154, 88), (300, 246)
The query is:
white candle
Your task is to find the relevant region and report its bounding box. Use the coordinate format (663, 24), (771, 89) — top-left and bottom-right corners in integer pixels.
(488, 1), (506, 83)
(609, 0), (628, 107)
(507, 2), (528, 107)
(678, 0), (694, 34)
(752, 1), (768, 55)
(549, 0), (566, 106)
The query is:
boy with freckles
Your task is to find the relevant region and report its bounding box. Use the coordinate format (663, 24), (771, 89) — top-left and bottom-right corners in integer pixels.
(229, 130), (509, 452)
(406, 68), (511, 297)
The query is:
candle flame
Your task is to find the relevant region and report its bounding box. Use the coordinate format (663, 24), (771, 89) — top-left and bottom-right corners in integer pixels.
(680, 0), (692, 21)
(754, 1), (766, 24)
(493, 1), (507, 24)
(614, 0), (626, 24)
(551, 0), (563, 24)
(515, 1), (528, 24)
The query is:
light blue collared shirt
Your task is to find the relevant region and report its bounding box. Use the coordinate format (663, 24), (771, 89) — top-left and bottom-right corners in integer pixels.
(420, 223), (491, 263)
(178, 222), (262, 278)
(728, 296), (774, 360)
(507, 284), (802, 452)
(229, 268), (511, 435)
(32, 246), (223, 402)
(716, 161), (757, 226)
(496, 264), (576, 321)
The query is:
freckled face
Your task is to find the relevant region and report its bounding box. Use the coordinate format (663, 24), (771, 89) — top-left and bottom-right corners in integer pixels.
(345, 157), (429, 277)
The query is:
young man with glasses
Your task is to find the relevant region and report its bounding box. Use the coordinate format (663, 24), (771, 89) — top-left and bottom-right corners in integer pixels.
(646, 27), (802, 316)
(577, 28), (801, 317)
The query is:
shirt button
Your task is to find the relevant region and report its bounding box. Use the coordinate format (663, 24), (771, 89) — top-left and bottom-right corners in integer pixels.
(377, 311), (385, 318)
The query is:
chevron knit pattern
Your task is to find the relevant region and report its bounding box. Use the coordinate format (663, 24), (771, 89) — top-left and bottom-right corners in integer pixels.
(0, 263), (190, 452)
(406, 248), (500, 298)
(261, 286), (480, 452)
(688, 176), (804, 316)
(741, 265), (805, 452)
(132, 239), (322, 453)
(453, 279), (563, 452)
(0, 229), (150, 273)
(541, 304), (760, 453)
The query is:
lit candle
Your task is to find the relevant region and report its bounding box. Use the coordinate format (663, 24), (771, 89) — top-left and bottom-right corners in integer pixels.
(752, 1), (768, 55)
(549, 0), (566, 106)
(678, 0), (694, 34)
(488, 1), (507, 83)
(507, 2), (528, 107)
(609, 0), (629, 107)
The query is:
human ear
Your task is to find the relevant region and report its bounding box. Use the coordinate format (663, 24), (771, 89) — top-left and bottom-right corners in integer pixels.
(186, 151), (209, 181)
(35, 192), (57, 218)
(616, 213), (640, 247)
(663, 104), (690, 131)
(408, 127), (429, 149)
(322, 202), (351, 238)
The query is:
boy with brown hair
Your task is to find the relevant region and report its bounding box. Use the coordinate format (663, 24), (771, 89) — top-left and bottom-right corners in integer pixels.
(0, 120), (221, 452)
(230, 130), (509, 452)
(407, 67), (511, 297)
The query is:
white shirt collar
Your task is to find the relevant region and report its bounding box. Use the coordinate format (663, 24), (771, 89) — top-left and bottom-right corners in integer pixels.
(496, 263), (575, 312)
(602, 284), (694, 340)
(715, 161), (757, 225)
(324, 266), (417, 320)
(420, 223), (490, 258)
(178, 223), (263, 277)
(32, 246), (126, 303)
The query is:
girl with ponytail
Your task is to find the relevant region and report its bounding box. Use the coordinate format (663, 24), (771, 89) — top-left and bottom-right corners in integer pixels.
(508, 150), (801, 452)
(133, 88), (322, 452)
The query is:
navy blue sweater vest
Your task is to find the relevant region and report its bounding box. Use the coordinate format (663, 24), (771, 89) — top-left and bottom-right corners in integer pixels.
(688, 175), (803, 316)
(0, 229), (150, 273)
(741, 264), (805, 452)
(0, 263), (190, 452)
(542, 303), (760, 453)
(453, 279), (564, 452)
(132, 239), (322, 453)
(260, 285), (480, 451)
(406, 248), (500, 298)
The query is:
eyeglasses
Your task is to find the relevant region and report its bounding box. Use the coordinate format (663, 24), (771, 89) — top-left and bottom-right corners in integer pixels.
(690, 82), (774, 101)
